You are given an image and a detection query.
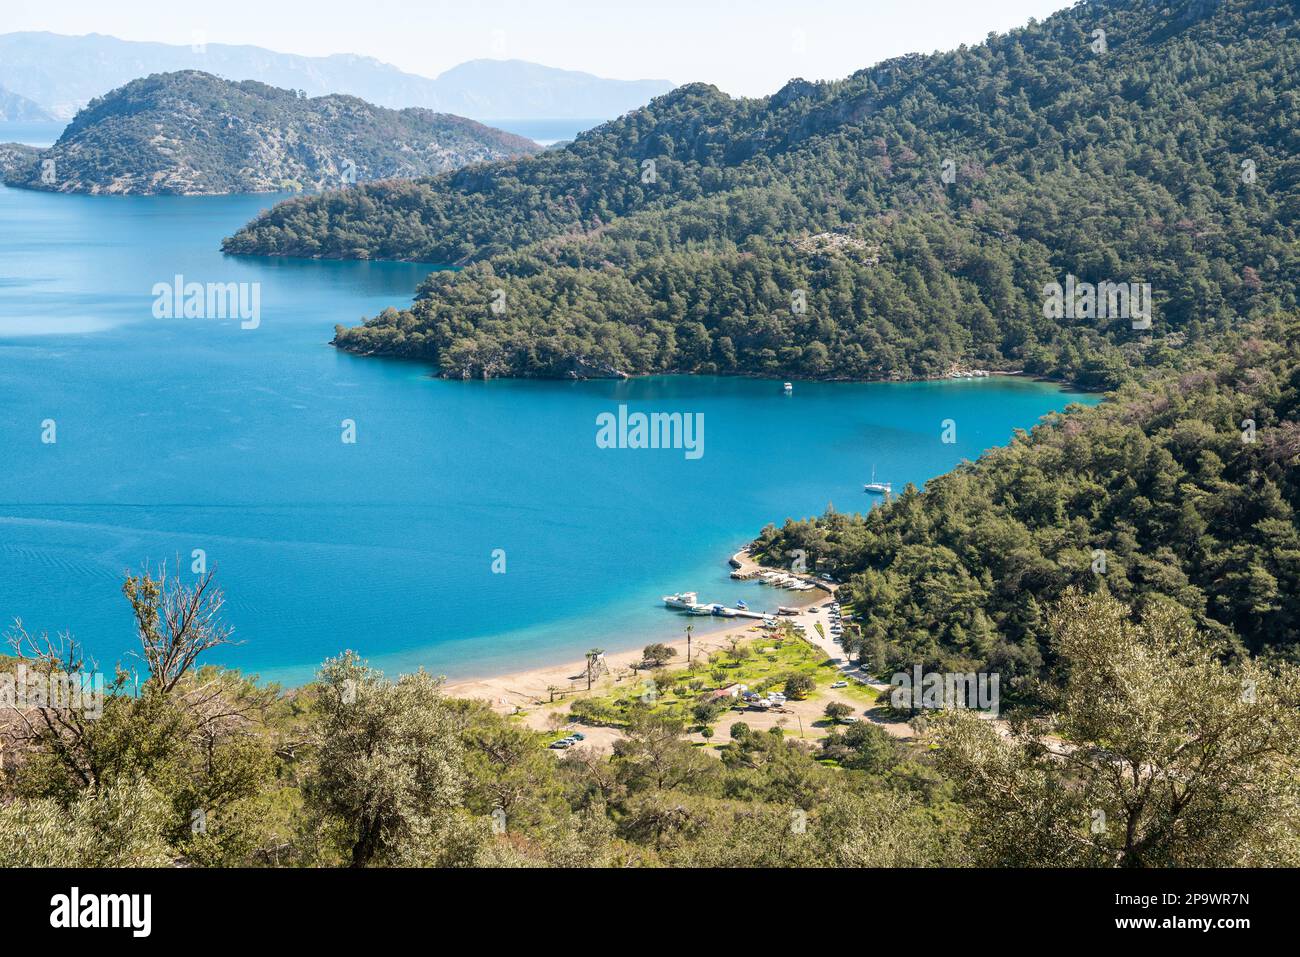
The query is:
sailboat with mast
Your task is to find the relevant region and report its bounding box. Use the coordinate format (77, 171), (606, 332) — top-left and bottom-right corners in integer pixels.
(863, 465), (892, 495)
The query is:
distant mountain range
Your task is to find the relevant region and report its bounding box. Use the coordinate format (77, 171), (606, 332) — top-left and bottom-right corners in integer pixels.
(0, 32), (674, 123)
(1, 71), (541, 196)
(0, 85), (55, 122)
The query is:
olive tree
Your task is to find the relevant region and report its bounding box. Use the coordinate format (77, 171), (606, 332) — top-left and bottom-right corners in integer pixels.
(306, 652), (470, 867)
(934, 590), (1300, 867)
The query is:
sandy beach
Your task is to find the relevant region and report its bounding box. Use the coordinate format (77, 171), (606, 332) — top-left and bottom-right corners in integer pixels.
(444, 564), (928, 754)
(443, 617), (767, 712)
(445, 548), (825, 715)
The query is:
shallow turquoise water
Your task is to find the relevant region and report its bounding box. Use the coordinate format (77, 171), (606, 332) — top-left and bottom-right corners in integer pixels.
(0, 184), (1097, 684)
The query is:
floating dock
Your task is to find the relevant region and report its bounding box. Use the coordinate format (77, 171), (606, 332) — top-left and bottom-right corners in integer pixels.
(663, 599), (771, 621)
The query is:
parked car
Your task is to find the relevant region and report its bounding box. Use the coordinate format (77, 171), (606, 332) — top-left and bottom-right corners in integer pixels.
(549, 739), (574, 749)
(837, 715), (860, 724)
(569, 732), (585, 741)
(830, 681), (848, 688)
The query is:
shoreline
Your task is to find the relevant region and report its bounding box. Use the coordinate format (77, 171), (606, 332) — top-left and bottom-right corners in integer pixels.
(324, 336), (1092, 394)
(444, 546), (831, 712)
(442, 616), (764, 711)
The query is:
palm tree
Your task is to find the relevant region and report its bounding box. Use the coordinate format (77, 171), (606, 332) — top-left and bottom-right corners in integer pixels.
(585, 648), (604, 690)
(686, 623), (693, 666)
(546, 684), (559, 703)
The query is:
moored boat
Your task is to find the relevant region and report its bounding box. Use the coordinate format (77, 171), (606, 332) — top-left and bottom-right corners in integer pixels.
(864, 464), (892, 495)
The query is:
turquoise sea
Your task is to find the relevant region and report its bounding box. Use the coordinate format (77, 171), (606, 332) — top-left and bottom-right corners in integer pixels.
(0, 122), (66, 147)
(0, 184), (1097, 684)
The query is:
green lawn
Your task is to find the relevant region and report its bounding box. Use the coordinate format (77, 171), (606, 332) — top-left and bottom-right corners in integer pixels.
(549, 631), (851, 729)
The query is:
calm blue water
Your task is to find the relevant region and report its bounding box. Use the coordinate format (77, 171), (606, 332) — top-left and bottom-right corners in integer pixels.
(0, 184), (1097, 684)
(0, 122), (67, 148)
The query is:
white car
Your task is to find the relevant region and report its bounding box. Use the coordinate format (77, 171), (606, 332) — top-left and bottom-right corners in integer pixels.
(830, 681), (848, 688)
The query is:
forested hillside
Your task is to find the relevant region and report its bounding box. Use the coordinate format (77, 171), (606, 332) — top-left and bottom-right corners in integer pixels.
(757, 316), (1300, 684)
(5, 71), (541, 195)
(224, 0), (1299, 385)
(0, 142), (39, 180)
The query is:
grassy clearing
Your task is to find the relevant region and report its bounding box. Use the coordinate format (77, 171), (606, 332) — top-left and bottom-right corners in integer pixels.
(552, 632), (833, 729)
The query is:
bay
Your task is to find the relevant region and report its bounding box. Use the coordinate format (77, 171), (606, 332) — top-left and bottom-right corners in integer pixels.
(0, 184), (1097, 684)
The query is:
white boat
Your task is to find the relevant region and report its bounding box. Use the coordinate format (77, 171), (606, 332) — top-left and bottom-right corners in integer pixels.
(863, 464), (892, 495)
(783, 381), (793, 393)
(687, 603), (715, 616)
(661, 591), (699, 609)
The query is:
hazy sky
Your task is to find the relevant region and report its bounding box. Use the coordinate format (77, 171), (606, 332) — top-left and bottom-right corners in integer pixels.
(6, 0), (1070, 97)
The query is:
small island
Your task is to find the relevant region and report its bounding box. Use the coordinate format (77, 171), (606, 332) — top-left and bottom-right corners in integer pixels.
(2, 70), (542, 196)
